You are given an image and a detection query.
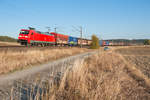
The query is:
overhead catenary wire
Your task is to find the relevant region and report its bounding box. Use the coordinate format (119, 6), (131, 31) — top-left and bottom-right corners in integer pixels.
(72, 26), (83, 48)
(46, 27), (50, 33)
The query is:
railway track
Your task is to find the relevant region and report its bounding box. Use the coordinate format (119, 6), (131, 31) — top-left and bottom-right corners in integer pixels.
(0, 46), (24, 48)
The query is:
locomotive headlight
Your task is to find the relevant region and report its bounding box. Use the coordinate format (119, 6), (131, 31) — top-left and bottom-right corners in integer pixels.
(19, 35), (22, 37)
(25, 36), (28, 38)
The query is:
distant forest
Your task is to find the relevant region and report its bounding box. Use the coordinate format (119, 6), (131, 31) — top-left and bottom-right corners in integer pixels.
(0, 36), (17, 42)
(104, 39), (147, 44)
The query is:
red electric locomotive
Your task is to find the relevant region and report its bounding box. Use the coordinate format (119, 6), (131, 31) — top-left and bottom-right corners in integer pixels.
(18, 28), (55, 46)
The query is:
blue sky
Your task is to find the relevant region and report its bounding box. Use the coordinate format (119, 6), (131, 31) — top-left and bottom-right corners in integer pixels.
(0, 0), (150, 39)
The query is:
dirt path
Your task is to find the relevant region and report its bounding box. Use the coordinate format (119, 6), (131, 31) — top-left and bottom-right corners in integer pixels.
(0, 51), (98, 99)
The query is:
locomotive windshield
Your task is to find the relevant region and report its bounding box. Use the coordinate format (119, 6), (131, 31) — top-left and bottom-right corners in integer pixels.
(20, 31), (29, 34)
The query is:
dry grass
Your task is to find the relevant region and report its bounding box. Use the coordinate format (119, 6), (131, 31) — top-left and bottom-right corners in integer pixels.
(8, 47), (150, 100)
(0, 48), (90, 74)
(50, 52), (150, 100)
(0, 41), (19, 46)
(116, 47), (150, 78)
(115, 46), (150, 55)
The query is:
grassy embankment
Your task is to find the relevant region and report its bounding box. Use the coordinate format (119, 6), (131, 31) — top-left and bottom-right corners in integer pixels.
(9, 47), (150, 100)
(0, 48), (91, 75)
(49, 50), (150, 100)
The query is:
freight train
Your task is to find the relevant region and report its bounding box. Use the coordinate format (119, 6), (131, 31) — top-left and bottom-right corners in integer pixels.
(99, 40), (133, 46)
(18, 28), (132, 47)
(18, 28), (92, 46)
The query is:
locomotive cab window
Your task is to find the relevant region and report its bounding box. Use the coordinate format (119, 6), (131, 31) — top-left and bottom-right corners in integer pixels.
(20, 31), (29, 34)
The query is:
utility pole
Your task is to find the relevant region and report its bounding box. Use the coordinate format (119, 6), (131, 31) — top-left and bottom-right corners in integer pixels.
(80, 26), (83, 48)
(54, 27), (57, 33)
(46, 27), (50, 33)
(72, 26), (83, 48)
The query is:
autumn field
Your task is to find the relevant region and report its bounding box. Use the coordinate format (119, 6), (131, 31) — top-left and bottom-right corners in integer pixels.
(0, 48), (92, 75)
(116, 46), (150, 78)
(2, 46), (150, 100)
(45, 46), (150, 100)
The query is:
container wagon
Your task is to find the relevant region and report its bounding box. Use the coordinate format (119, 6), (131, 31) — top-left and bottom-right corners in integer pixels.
(51, 32), (69, 46)
(68, 36), (78, 46)
(87, 39), (92, 46)
(105, 41), (109, 46)
(77, 38), (88, 46)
